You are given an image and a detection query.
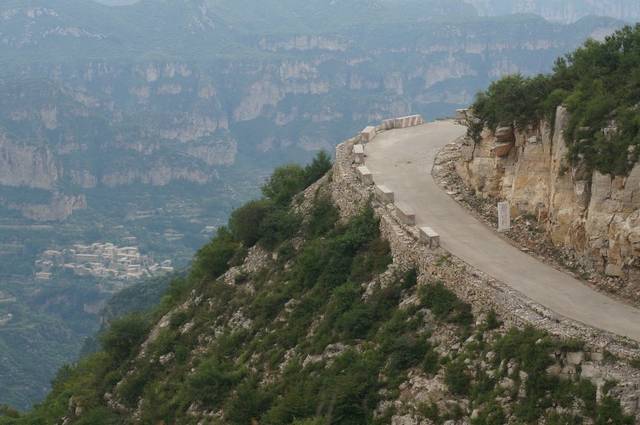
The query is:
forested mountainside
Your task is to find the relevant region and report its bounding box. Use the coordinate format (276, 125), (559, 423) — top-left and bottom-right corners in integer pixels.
(465, 0), (640, 23)
(2, 148), (639, 425)
(0, 0), (629, 411)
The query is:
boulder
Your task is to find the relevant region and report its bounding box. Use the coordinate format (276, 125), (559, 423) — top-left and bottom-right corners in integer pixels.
(492, 141), (513, 157)
(495, 126), (515, 143)
(566, 351), (585, 366)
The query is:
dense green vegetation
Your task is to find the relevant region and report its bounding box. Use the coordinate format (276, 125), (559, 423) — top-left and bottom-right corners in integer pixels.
(471, 24), (640, 176)
(1, 155), (635, 425)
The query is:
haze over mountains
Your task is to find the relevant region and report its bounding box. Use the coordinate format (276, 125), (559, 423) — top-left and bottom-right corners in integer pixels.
(466, 0), (640, 23)
(88, 0), (640, 23)
(0, 0), (633, 410)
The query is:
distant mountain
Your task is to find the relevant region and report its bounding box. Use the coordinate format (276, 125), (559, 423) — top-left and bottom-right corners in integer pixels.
(465, 0), (640, 23)
(90, 0), (138, 5)
(1, 0), (479, 67)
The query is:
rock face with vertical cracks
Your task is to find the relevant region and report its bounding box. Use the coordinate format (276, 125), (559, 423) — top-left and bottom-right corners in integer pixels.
(457, 106), (640, 298)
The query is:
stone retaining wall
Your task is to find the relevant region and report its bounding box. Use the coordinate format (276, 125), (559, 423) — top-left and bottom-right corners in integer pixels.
(330, 117), (640, 417)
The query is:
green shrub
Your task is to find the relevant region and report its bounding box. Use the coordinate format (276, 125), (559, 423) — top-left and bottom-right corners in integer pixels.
(335, 303), (373, 340)
(483, 310), (501, 331)
(0, 406), (19, 419)
(229, 199), (300, 251)
(229, 200), (274, 246)
(402, 268), (418, 290)
(444, 359), (471, 396)
(192, 227), (240, 280)
(472, 401), (506, 425)
(387, 335), (430, 372)
(595, 396), (635, 425)
(422, 350), (440, 375)
(294, 206), (382, 291)
(262, 165), (307, 206)
(117, 364), (151, 407)
(472, 74), (552, 131)
(418, 402), (440, 422)
(291, 418), (325, 425)
(303, 151), (333, 186)
(493, 327), (560, 421)
(100, 313), (149, 363)
(419, 282), (473, 326)
(262, 151), (332, 207)
(306, 195), (339, 238)
(224, 377), (272, 424)
(258, 208), (301, 250)
(187, 356), (244, 407)
(349, 238), (392, 283)
(73, 407), (121, 425)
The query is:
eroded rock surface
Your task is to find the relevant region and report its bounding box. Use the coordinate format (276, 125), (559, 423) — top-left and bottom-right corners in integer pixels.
(457, 107), (640, 298)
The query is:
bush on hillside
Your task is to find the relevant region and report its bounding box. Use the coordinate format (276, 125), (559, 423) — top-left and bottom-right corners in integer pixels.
(191, 227), (240, 280)
(229, 200), (274, 246)
(419, 282), (473, 326)
(303, 150), (332, 186)
(187, 356), (244, 407)
(262, 165), (308, 206)
(262, 151), (333, 206)
(100, 313), (149, 363)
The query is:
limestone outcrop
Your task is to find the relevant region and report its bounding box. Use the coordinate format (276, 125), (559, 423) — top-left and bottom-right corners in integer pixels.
(456, 106), (640, 297)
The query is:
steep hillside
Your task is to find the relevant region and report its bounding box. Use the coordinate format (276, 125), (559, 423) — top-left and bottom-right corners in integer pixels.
(456, 25), (640, 301)
(2, 130), (640, 425)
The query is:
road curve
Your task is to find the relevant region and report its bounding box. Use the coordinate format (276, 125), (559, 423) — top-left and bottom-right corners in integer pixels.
(365, 120), (640, 341)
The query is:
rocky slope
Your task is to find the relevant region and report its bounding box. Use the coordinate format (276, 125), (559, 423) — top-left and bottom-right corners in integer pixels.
(3, 126), (640, 425)
(456, 107), (640, 302)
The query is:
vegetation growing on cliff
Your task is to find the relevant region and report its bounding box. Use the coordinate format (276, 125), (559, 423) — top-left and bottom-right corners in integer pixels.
(472, 24), (640, 176)
(1, 152), (635, 425)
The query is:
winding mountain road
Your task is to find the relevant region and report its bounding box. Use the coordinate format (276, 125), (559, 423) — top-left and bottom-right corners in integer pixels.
(365, 120), (640, 341)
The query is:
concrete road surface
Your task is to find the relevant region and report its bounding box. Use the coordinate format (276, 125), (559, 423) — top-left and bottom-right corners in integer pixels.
(365, 120), (640, 341)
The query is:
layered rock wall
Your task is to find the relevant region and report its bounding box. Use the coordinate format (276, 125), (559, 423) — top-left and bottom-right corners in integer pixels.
(456, 107), (640, 295)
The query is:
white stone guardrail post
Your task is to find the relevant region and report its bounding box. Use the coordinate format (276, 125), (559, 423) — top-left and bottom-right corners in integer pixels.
(352, 114), (440, 250)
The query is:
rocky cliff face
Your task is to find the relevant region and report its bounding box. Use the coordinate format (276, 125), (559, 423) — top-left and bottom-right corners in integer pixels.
(1, 12), (621, 223)
(457, 107), (640, 297)
(0, 131), (59, 189)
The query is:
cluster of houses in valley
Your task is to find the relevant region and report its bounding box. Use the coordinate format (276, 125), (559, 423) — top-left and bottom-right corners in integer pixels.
(0, 313), (13, 327)
(34, 242), (174, 281)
